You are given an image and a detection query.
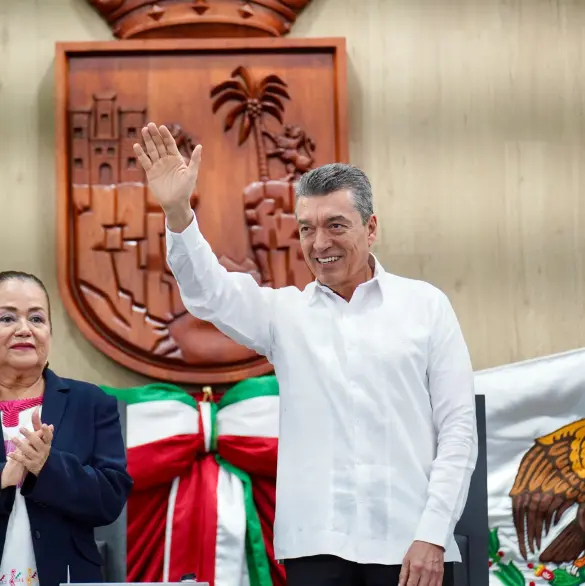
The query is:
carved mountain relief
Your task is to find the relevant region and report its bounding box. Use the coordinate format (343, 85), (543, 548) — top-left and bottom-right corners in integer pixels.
(57, 41), (348, 383)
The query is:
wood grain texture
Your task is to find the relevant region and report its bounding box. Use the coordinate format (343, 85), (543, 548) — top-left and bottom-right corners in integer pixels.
(1, 0), (584, 391)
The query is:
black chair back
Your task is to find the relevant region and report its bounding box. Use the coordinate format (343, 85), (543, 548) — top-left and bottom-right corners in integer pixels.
(452, 395), (489, 586)
(94, 399), (128, 582)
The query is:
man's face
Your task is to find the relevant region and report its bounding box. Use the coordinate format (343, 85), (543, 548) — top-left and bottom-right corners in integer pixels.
(296, 190), (377, 294)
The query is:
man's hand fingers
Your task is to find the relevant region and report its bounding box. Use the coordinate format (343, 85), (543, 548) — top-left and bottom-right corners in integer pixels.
(405, 561), (422, 586)
(148, 122), (167, 158)
(159, 125), (181, 157)
(133, 142), (152, 172)
(187, 144), (202, 185)
(398, 560), (409, 586)
(190, 144), (202, 168)
(417, 567), (433, 586)
(141, 125), (160, 163)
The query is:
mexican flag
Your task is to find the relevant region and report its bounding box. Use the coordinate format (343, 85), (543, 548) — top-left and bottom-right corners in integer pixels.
(476, 349), (585, 586)
(101, 375), (285, 586)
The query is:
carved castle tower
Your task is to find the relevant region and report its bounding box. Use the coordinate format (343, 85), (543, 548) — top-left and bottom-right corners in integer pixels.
(70, 93), (145, 186)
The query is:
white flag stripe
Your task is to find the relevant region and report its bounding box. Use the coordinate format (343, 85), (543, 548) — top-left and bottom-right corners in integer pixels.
(128, 400), (199, 448)
(163, 477), (181, 582)
(127, 396), (279, 449)
(214, 466), (249, 586)
(217, 396), (279, 438)
(200, 402), (213, 452)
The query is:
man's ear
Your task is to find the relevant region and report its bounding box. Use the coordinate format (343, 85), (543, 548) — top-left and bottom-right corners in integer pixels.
(367, 214), (378, 246)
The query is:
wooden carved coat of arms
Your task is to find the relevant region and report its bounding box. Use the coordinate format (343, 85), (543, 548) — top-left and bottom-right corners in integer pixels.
(56, 9), (348, 383)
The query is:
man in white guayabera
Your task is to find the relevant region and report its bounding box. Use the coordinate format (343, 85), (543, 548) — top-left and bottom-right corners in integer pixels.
(134, 123), (478, 586)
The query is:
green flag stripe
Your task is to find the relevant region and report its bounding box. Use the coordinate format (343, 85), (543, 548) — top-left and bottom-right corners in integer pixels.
(218, 376), (279, 409)
(101, 376), (278, 411)
(100, 383), (197, 408)
(210, 402), (219, 452)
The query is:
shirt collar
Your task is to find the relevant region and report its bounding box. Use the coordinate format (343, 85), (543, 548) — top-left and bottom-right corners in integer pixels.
(308, 253), (386, 304)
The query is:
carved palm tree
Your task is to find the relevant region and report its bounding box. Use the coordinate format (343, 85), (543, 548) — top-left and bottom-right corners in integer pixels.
(211, 66), (290, 181)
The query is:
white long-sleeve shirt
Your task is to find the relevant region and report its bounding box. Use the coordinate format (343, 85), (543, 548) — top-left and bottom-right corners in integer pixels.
(165, 212), (478, 565)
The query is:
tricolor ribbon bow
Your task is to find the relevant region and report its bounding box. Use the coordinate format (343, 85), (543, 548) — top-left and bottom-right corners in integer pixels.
(102, 376), (283, 586)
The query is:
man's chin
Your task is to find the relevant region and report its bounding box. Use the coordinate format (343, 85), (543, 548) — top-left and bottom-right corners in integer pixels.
(314, 266), (343, 286)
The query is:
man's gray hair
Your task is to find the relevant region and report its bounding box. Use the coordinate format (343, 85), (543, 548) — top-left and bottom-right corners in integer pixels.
(295, 163), (374, 224)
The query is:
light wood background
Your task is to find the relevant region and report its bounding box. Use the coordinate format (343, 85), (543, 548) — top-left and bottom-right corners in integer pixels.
(0, 0), (583, 389)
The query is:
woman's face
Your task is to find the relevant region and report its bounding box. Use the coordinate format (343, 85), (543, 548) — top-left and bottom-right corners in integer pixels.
(0, 279), (52, 374)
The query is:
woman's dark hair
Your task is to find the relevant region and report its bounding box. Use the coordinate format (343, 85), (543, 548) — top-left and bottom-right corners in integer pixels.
(0, 271), (52, 326)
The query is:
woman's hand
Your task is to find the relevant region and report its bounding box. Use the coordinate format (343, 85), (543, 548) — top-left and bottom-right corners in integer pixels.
(9, 407), (54, 477)
(1, 457), (25, 489)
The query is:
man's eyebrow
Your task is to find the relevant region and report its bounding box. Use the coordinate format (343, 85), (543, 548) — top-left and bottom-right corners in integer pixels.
(297, 215), (351, 226)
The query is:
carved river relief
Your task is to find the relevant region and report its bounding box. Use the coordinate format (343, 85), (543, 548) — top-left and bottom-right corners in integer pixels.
(67, 67), (315, 381)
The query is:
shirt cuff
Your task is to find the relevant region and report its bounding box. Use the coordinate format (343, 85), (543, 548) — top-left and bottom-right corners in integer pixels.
(165, 209), (198, 234)
(413, 509), (452, 549)
(165, 210), (202, 252)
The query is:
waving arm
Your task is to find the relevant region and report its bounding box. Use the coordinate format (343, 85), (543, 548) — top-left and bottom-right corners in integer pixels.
(134, 123), (275, 358)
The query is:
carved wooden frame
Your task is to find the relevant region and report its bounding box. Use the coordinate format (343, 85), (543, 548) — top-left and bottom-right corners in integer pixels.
(55, 38), (348, 383)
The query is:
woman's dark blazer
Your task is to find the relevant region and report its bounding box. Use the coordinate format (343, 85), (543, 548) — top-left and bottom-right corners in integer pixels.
(0, 368), (133, 586)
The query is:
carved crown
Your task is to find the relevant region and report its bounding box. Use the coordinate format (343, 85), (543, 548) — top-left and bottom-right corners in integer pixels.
(88, 0), (312, 39)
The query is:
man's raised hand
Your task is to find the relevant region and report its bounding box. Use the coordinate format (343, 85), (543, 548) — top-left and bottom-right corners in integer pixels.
(133, 123), (202, 232)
